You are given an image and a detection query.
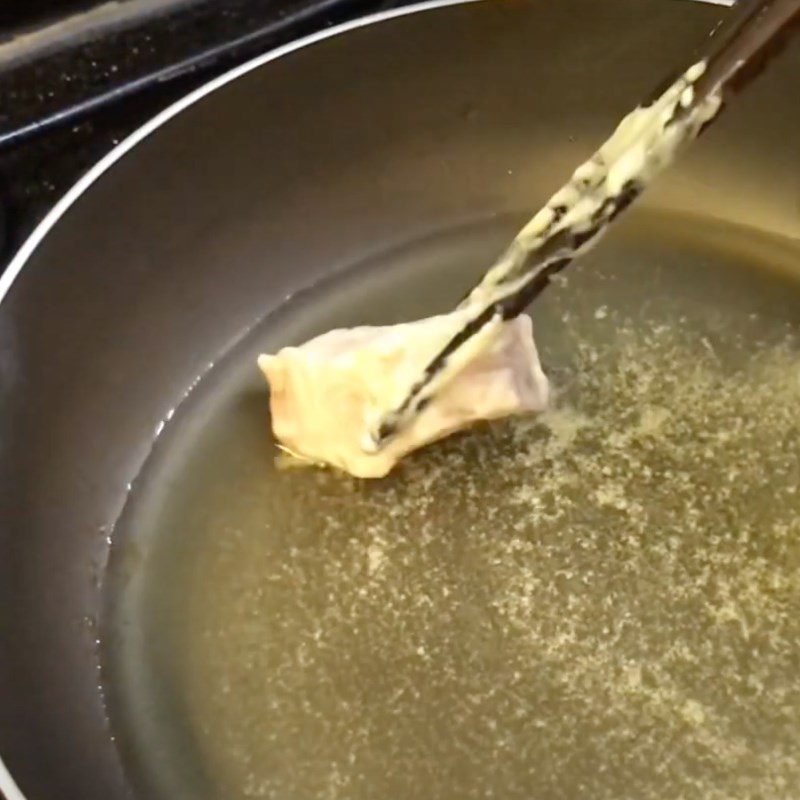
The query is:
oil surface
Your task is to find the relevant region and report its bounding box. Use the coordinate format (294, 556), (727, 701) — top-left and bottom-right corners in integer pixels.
(104, 212), (800, 800)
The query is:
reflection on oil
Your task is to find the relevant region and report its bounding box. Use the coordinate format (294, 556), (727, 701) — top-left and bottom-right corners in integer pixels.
(104, 212), (800, 800)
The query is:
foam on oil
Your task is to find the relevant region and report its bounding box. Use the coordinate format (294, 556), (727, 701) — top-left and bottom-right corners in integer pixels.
(103, 212), (800, 800)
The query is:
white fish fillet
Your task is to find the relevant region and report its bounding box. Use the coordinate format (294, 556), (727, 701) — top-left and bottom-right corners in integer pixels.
(258, 311), (549, 478)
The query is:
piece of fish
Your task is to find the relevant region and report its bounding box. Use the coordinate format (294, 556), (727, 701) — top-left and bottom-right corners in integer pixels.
(258, 312), (548, 478)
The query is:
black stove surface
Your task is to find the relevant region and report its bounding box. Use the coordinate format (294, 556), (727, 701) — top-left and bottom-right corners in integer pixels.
(0, 0), (407, 272)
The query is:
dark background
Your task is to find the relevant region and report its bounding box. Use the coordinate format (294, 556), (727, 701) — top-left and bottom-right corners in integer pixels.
(1, 0), (102, 31)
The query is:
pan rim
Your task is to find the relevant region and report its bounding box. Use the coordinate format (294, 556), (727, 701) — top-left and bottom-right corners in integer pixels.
(0, 0), (732, 797)
(0, 0), (475, 312)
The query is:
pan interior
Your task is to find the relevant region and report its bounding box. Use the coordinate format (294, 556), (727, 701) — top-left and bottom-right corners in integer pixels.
(103, 210), (800, 800)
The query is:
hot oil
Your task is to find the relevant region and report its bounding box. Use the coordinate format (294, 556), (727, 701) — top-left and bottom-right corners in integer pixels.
(103, 211), (800, 800)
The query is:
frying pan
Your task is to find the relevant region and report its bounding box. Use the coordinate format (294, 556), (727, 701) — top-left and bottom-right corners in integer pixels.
(0, 0), (798, 798)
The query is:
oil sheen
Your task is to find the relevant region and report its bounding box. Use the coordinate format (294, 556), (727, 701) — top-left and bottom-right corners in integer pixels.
(103, 211), (800, 800)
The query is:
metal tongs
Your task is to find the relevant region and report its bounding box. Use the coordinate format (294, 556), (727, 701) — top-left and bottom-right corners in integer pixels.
(367, 0), (800, 452)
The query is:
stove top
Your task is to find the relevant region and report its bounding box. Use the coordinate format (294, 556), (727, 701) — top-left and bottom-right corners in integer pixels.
(0, 0), (407, 272)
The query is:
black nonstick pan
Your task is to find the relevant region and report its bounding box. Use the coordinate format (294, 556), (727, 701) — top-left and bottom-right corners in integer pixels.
(1, 1), (799, 798)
